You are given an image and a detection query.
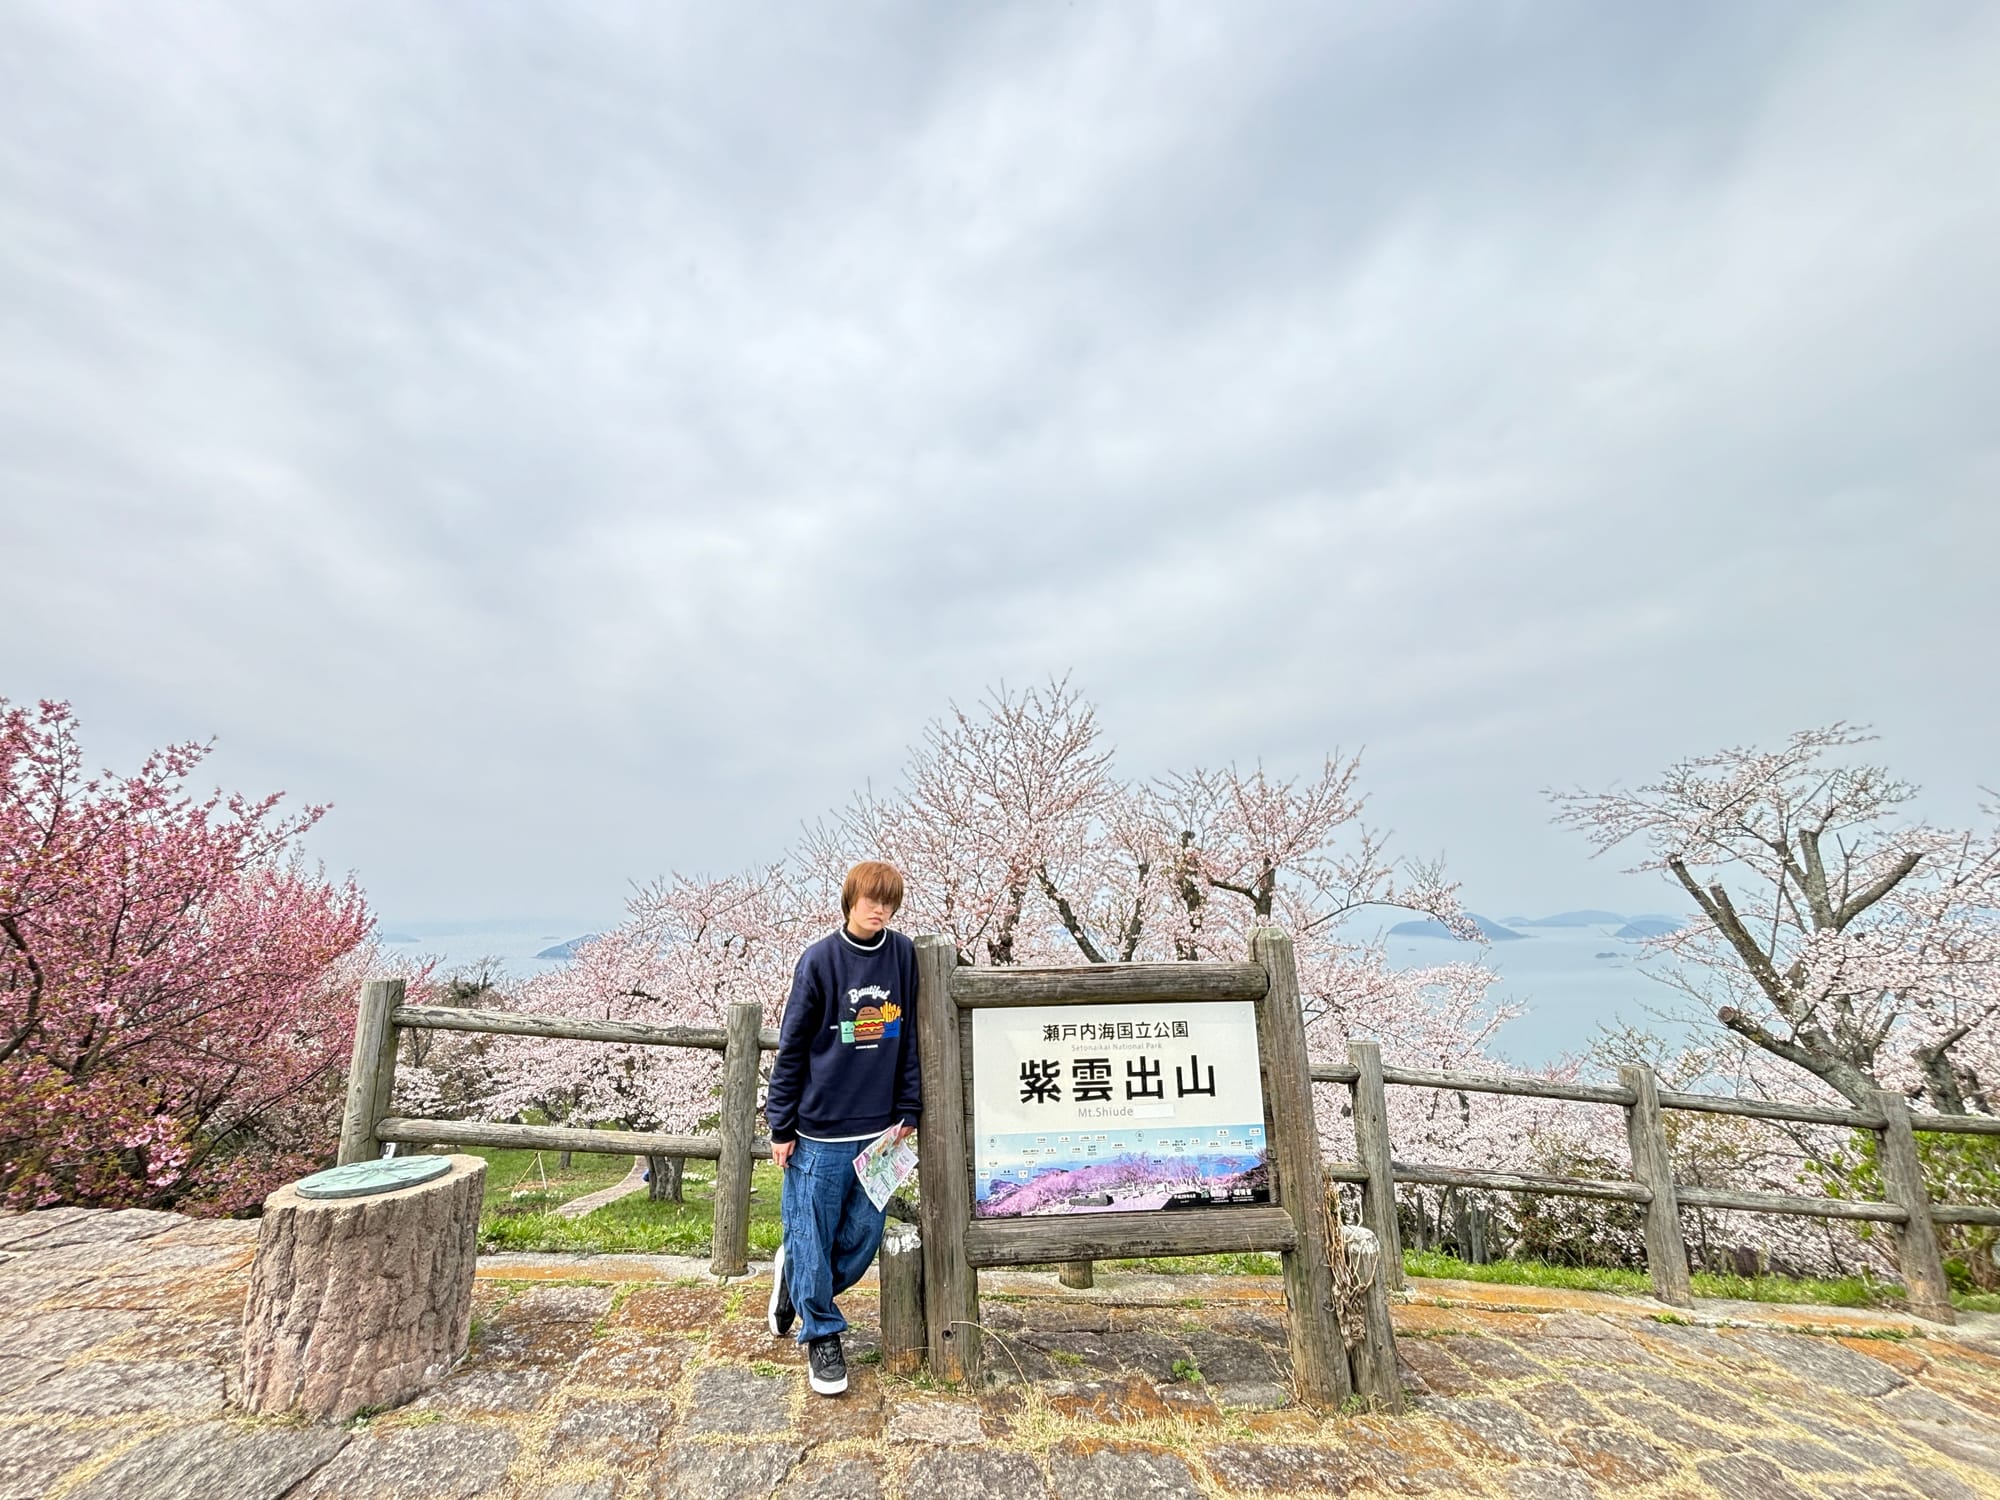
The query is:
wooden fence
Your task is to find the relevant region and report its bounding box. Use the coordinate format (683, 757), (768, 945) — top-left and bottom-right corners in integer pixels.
(1307, 1048), (2000, 1325)
(334, 943), (2000, 1398)
(335, 978), (776, 1277)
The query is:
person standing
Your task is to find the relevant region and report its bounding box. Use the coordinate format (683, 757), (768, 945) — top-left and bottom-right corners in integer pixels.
(763, 861), (921, 1396)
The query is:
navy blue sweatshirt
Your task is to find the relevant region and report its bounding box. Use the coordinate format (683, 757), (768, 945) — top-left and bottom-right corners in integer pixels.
(764, 926), (921, 1143)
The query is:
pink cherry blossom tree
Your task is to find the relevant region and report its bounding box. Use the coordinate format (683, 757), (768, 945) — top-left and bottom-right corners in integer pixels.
(0, 699), (372, 1211)
(1552, 725), (2000, 1115)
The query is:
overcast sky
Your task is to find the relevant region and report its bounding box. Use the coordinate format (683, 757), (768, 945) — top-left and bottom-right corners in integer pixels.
(6, 2), (1995, 929)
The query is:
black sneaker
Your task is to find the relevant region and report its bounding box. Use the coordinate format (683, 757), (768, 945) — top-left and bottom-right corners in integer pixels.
(807, 1333), (848, 1396)
(768, 1243), (795, 1339)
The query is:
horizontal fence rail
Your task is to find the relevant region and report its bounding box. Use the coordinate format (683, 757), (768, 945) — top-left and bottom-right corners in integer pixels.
(1907, 1112), (2000, 1137)
(963, 1205), (1300, 1268)
(1654, 1090), (1882, 1130)
(1390, 1162), (1652, 1205)
(375, 1116), (775, 1163)
(392, 1002), (780, 1052)
(1315, 1044), (1995, 1323)
(340, 980), (772, 1276)
(1310, 1061), (1639, 1108)
(1673, 1184), (1907, 1223)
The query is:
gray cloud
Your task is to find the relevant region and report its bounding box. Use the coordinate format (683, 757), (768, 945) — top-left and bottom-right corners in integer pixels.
(5, 1), (1995, 924)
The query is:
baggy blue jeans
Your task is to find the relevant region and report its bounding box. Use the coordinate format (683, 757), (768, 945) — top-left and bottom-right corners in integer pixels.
(779, 1135), (887, 1343)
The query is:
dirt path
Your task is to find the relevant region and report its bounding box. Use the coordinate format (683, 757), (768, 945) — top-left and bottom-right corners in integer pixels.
(552, 1156), (650, 1221)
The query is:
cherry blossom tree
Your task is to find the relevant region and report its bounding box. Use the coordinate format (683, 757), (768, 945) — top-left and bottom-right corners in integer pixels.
(798, 677), (1590, 1262)
(469, 866), (803, 1200)
(1552, 725), (2000, 1114)
(1, 699), (372, 1211)
(800, 676), (1473, 975)
(798, 677), (1123, 967)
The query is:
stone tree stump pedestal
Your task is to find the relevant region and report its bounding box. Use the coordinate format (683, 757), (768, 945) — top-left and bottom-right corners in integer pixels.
(240, 1153), (486, 1420)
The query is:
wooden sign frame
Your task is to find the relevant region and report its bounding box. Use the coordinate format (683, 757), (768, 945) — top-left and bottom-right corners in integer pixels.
(912, 927), (1348, 1404)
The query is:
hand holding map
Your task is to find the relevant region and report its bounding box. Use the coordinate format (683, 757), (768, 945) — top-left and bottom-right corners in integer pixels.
(853, 1124), (920, 1211)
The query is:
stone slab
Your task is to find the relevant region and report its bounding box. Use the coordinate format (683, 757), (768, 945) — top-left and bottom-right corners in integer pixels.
(616, 1288), (736, 1336)
(780, 1457), (885, 1500)
(1494, 1469), (1600, 1500)
(548, 1396), (674, 1460)
(1421, 1396), (1561, 1463)
(1603, 1396), (1739, 1453)
(2, 1358), (225, 1417)
(1204, 1444), (1346, 1493)
(641, 1441), (802, 1500)
(887, 1396), (984, 1445)
(796, 1366), (885, 1445)
(64, 1420), (348, 1500)
(1049, 1440), (1205, 1500)
(902, 1448), (1051, 1499)
(0, 1420), (134, 1500)
(683, 1363), (795, 1436)
(287, 1424), (519, 1500)
(1734, 1329), (1908, 1397)
(0, 1207), (99, 1249)
(567, 1330), (695, 1391)
(1557, 1425), (1680, 1486)
(1696, 1451), (1821, 1500)
(409, 1364), (559, 1416)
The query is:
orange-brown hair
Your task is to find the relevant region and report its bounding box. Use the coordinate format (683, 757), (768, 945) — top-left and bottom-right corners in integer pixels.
(841, 860), (905, 918)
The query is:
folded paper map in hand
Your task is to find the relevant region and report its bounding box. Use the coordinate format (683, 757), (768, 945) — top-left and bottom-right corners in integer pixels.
(853, 1126), (920, 1211)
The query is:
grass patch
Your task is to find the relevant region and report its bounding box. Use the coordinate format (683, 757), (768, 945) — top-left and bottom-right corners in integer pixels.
(451, 1145), (637, 1217)
(1405, 1249), (1910, 1310)
(473, 1156), (786, 1255)
(1404, 1250), (1655, 1297)
(1102, 1252), (1282, 1276)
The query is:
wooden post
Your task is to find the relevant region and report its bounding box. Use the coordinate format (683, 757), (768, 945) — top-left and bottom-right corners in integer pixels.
(1874, 1089), (1955, 1324)
(1620, 1063), (1693, 1309)
(1058, 1260), (1095, 1289)
(1341, 1224), (1405, 1414)
(710, 1000), (761, 1278)
(1251, 928), (1351, 1407)
(881, 1223), (927, 1376)
(1348, 1040), (1404, 1291)
(914, 936), (980, 1381)
(338, 979), (403, 1166)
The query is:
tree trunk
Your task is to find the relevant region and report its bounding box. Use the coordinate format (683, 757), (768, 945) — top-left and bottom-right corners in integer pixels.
(558, 1151), (573, 1170)
(647, 1155), (684, 1202)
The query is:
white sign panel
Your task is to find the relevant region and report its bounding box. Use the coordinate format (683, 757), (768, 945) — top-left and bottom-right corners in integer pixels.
(971, 1000), (1269, 1217)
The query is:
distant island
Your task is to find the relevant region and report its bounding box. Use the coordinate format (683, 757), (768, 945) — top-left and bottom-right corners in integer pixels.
(1389, 908), (1688, 944)
(534, 935), (598, 960)
(1387, 914), (1528, 942)
(1613, 917), (1683, 939)
(376, 932), (420, 945)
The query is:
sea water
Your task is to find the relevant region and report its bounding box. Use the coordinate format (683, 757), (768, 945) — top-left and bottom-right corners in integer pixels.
(1382, 922), (1693, 1066)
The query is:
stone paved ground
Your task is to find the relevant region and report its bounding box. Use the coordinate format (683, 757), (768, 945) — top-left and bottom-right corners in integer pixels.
(7, 1207), (2000, 1499)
